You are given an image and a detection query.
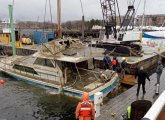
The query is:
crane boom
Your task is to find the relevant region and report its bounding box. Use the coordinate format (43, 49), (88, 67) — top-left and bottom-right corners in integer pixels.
(121, 5), (135, 31)
(100, 0), (117, 39)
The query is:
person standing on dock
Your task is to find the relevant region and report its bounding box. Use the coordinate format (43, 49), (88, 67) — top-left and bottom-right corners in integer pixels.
(135, 67), (150, 96)
(75, 92), (95, 120)
(155, 61), (163, 85)
(121, 57), (128, 78)
(112, 56), (118, 71)
(103, 54), (111, 69)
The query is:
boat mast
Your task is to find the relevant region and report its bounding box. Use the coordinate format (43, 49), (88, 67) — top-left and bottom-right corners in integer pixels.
(79, 0), (85, 40)
(57, 0), (62, 38)
(141, 0), (146, 31)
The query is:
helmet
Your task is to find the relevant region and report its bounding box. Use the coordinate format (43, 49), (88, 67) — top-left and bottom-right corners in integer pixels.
(122, 57), (126, 60)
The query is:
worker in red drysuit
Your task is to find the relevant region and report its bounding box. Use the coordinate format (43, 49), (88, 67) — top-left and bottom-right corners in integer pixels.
(75, 92), (95, 120)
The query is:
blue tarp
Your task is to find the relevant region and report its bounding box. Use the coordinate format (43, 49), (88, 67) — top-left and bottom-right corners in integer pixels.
(143, 32), (165, 39)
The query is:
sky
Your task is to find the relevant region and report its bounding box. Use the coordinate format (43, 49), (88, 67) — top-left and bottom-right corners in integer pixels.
(0, 0), (165, 22)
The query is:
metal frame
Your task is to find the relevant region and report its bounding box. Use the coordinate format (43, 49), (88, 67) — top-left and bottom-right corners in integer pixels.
(100, 0), (117, 39)
(121, 5), (135, 31)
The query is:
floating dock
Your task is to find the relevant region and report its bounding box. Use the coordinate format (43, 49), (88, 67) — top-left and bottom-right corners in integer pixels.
(96, 72), (165, 120)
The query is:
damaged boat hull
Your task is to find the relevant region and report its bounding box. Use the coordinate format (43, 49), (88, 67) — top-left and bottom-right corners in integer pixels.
(1, 69), (119, 101)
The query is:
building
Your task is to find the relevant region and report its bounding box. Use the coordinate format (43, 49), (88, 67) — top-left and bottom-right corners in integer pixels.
(136, 14), (165, 26)
(0, 18), (18, 43)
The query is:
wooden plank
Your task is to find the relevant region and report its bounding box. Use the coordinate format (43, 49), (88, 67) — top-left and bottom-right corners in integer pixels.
(120, 74), (137, 86)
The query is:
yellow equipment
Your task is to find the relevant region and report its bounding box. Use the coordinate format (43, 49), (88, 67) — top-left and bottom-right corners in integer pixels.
(21, 37), (32, 44)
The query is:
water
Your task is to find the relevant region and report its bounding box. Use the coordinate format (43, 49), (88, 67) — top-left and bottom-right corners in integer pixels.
(0, 73), (80, 120)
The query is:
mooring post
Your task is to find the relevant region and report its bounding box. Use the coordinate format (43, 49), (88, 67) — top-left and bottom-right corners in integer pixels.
(94, 92), (103, 117)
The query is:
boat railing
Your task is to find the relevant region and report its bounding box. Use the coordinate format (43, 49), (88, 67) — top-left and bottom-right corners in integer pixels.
(0, 61), (61, 85)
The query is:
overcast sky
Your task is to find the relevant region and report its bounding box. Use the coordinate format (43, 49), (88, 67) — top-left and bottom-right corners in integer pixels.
(0, 0), (165, 22)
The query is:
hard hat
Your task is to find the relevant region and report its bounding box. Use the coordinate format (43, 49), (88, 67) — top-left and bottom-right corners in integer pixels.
(122, 57), (126, 60)
(81, 92), (90, 101)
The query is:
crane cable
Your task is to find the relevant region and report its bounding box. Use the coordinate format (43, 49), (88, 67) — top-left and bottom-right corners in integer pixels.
(132, 0), (136, 5)
(135, 0), (142, 16)
(128, 0), (136, 6)
(116, 0), (121, 26)
(12, 0), (15, 5)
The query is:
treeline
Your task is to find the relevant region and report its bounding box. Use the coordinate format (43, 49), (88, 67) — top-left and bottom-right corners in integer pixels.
(16, 21), (57, 30)
(62, 19), (103, 30)
(15, 19), (103, 31)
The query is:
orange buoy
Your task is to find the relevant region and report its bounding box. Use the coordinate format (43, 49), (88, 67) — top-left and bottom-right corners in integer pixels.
(0, 80), (5, 87)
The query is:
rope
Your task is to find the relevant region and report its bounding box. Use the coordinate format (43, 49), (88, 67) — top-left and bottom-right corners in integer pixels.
(108, 47), (117, 55)
(63, 74), (78, 88)
(135, 0), (142, 16)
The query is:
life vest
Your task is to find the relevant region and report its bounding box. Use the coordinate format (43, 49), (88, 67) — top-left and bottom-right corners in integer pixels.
(127, 106), (131, 119)
(79, 101), (92, 117)
(112, 59), (117, 65)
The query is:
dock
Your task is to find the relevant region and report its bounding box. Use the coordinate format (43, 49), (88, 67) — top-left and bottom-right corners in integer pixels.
(0, 42), (38, 56)
(96, 72), (165, 120)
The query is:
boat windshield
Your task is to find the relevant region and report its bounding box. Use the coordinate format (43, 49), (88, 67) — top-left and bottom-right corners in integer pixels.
(13, 64), (38, 75)
(34, 58), (54, 67)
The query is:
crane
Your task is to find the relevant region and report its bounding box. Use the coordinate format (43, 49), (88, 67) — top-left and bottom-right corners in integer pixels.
(100, 0), (136, 41)
(100, 0), (120, 39)
(121, 5), (135, 31)
(94, 0), (142, 56)
(118, 0), (136, 41)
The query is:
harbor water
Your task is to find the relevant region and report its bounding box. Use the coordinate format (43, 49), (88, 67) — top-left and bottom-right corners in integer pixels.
(0, 73), (80, 120)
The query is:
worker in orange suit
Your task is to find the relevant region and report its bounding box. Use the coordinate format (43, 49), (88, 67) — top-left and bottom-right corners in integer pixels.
(75, 92), (95, 120)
